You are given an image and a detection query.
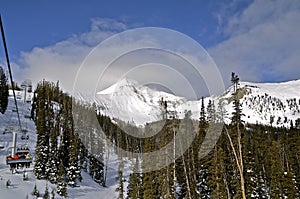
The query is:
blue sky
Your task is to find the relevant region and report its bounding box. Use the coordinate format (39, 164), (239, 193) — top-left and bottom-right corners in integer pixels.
(0, 0), (246, 55)
(0, 0), (299, 96)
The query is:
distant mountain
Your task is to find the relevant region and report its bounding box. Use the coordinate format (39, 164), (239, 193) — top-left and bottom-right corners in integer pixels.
(87, 78), (300, 128)
(221, 80), (300, 127)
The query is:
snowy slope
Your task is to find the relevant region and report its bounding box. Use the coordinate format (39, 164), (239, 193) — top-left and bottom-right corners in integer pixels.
(0, 93), (119, 199)
(223, 80), (300, 127)
(95, 78), (188, 126)
(93, 78), (300, 127)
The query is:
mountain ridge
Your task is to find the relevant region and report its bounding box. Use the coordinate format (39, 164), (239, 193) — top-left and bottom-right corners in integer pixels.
(90, 78), (300, 128)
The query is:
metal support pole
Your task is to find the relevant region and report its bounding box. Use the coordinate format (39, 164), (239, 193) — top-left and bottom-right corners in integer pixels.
(12, 131), (17, 156)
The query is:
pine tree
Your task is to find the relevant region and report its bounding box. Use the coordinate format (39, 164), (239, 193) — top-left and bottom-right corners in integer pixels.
(208, 146), (229, 198)
(60, 95), (72, 170)
(51, 189), (55, 199)
(67, 132), (81, 187)
(268, 140), (284, 198)
(34, 81), (49, 179)
(231, 72), (244, 126)
(43, 183), (50, 199)
(31, 91), (37, 120)
(127, 156), (143, 199)
(207, 99), (216, 124)
(142, 135), (159, 198)
(32, 183), (40, 197)
(127, 172), (143, 198)
(127, 174), (141, 198)
(116, 161), (125, 199)
(199, 97), (206, 127)
(216, 100), (226, 123)
(45, 92), (58, 183)
(57, 161), (68, 198)
(6, 179), (11, 188)
(47, 115), (60, 183)
(226, 72), (246, 199)
(0, 66), (8, 114)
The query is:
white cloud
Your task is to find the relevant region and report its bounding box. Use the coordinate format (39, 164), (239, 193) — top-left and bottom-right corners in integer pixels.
(8, 1), (300, 99)
(210, 0), (300, 85)
(15, 22), (224, 99)
(16, 18), (127, 92)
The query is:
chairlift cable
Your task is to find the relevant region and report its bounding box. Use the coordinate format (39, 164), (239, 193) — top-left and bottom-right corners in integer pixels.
(0, 15), (22, 130)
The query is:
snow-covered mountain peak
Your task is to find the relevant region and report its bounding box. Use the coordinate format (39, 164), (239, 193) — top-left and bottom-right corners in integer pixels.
(241, 79), (300, 97)
(221, 79), (300, 127)
(93, 78), (300, 127)
(97, 78), (139, 95)
(95, 78), (190, 126)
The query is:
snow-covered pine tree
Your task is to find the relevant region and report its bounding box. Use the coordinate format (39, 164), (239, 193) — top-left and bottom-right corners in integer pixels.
(60, 94), (73, 170)
(0, 66), (8, 114)
(6, 179), (11, 188)
(51, 189), (55, 199)
(88, 154), (104, 185)
(43, 183), (50, 199)
(47, 115), (60, 183)
(67, 132), (81, 187)
(31, 91), (37, 120)
(127, 158), (143, 199)
(199, 97), (206, 127)
(231, 73), (244, 126)
(57, 161), (68, 197)
(32, 183), (40, 197)
(227, 72), (246, 199)
(116, 160), (125, 199)
(216, 99), (226, 123)
(34, 81), (50, 179)
(207, 99), (216, 124)
(44, 90), (58, 183)
(208, 146), (230, 198)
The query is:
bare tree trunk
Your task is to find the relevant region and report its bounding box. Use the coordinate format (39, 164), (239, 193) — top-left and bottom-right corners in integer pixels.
(237, 124), (246, 199)
(166, 163), (171, 198)
(103, 137), (111, 187)
(220, 158), (231, 199)
(225, 127), (246, 199)
(190, 146), (197, 190)
(173, 127), (177, 198)
(179, 138), (191, 199)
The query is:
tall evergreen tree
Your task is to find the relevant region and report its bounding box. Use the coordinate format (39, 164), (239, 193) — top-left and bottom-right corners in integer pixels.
(227, 72), (246, 199)
(47, 114), (60, 183)
(231, 72), (243, 126)
(34, 81), (49, 179)
(199, 97), (206, 127)
(43, 183), (50, 199)
(57, 161), (68, 198)
(67, 132), (81, 187)
(207, 99), (216, 124)
(208, 146), (229, 198)
(127, 158), (143, 199)
(32, 183), (40, 197)
(0, 66), (8, 114)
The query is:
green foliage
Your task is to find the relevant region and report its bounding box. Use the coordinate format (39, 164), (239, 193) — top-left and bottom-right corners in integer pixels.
(33, 80), (90, 187)
(57, 161), (68, 197)
(43, 183), (50, 199)
(32, 183), (40, 197)
(0, 66), (8, 114)
(51, 189), (55, 199)
(30, 78), (300, 198)
(6, 179), (11, 188)
(127, 170), (143, 199)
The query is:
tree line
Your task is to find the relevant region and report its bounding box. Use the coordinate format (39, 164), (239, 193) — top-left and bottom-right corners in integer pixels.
(32, 80), (105, 197)
(31, 75), (300, 198)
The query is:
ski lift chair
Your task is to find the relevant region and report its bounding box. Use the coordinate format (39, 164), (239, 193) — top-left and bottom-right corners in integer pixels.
(6, 145), (33, 169)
